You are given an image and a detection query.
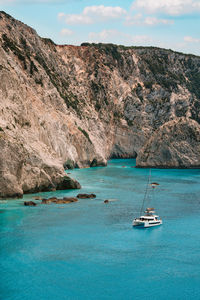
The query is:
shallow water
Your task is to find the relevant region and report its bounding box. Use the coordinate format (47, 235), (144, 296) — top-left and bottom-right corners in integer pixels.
(1, 159), (200, 300)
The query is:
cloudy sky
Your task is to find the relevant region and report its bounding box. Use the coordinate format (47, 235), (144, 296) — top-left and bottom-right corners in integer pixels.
(1, 0), (200, 55)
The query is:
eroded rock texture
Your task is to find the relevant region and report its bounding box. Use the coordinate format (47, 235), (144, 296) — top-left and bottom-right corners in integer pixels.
(137, 118), (200, 168)
(0, 11), (200, 197)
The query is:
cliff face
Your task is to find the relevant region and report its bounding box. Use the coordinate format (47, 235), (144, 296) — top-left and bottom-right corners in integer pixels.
(137, 118), (200, 168)
(0, 11), (200, 197)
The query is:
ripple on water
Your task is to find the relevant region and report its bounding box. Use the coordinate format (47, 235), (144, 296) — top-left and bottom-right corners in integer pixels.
(1, 159), (200, 300)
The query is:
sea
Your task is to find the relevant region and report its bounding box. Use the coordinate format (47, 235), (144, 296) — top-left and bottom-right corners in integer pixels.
(0, 159), (200, 300)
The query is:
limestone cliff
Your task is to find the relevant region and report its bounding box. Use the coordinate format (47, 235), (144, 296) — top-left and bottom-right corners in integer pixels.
(136, 118), (200, 168)
(0, 11), (200, 197)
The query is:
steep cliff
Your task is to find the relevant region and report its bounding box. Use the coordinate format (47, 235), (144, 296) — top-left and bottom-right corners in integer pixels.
(0, 11), (200, 197)
(137, 118), (200, 168)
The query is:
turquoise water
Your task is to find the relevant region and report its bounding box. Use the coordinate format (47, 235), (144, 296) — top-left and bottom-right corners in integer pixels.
(1, 159), (200, 300)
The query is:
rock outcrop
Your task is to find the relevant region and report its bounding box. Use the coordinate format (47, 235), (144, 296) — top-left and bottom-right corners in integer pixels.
(0, 11), (200, 197)
(137, 118), (200, 168)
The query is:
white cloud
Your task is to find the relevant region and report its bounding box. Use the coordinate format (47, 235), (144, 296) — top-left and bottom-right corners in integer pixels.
(83, 5), (126, 19)
(132, 0), (200, 16)
(60, 28), (73, 36)
(60, 14), (93, 25)
(125, 14), (174, 26)
(58, 12), (65, 18)
(88, 29), (153, 46)
(144, 16), (173, 25)
(58, 5), (127, 25)
(89, 29), (118, 41)
(184, 36), (200, 43)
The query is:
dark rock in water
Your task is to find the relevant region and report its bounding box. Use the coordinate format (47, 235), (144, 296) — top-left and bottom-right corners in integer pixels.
(41, 198), (51, 204)
(41, 197), (78, 204)
(63, 197), (78, 202)
(24, 201), (37, 206)
(41, 197), (58, 204)
(104, 200), (109, 203)
(56, 176), (81, 190)
(54, 197), (78, 204)
(48, 197), (58, 201)
(77, 193), (96, 199)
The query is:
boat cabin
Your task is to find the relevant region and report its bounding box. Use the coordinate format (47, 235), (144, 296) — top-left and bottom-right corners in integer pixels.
(139, 215), (159, 221)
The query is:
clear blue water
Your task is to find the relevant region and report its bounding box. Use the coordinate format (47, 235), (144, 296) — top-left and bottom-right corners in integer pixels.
(1, 159), (200, 300)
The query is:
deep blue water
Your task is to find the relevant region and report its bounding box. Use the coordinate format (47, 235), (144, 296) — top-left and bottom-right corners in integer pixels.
(1, 159), (200, 300)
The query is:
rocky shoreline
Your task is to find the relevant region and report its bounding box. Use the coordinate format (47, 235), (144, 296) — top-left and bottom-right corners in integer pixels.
(24, 193), (97, 206)
(23, 193), (117, 206)
(0, 11), (200, 198)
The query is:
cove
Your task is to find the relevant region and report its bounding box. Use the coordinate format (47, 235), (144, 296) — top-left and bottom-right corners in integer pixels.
(0, 159), (200, 299)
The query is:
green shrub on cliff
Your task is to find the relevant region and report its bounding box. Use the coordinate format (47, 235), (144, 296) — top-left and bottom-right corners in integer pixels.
(2, 34), (27, 69)
(78, 127), (92, 144)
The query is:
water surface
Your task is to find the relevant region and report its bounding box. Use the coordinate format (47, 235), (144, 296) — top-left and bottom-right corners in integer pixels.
(1, 159), (200, 299)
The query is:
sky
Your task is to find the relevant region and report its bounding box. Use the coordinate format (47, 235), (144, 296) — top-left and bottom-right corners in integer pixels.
(0, 0), (200, 55)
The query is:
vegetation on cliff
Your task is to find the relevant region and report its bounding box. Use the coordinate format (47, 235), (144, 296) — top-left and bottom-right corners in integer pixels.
(0, 11), (200, 198)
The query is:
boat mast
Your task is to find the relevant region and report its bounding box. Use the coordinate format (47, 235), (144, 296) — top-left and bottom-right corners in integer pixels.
(140, 169), (151, 215)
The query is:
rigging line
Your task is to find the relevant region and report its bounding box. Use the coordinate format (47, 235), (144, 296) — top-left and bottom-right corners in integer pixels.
(140, 168), (151, 215)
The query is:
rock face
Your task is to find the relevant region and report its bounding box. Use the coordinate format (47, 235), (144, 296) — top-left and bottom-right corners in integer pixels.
(137, 118), (200, 168)
(0, 130), (81, 198)
(0, 11), (200, 197)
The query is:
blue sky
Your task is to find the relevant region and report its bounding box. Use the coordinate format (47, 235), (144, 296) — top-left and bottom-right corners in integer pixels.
(1, 0), (200, 55)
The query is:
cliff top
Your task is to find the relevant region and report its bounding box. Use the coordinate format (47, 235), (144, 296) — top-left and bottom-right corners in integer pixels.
(0, 10), (199, 59)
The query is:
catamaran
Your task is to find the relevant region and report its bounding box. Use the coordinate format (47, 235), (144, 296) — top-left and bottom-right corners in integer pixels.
(133, 208), (162, 228)
(132, 170), (162, 228)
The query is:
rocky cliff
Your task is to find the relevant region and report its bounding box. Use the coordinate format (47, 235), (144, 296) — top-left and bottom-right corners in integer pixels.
(0, 11), (200, 197)
(137, 118), (200, 168)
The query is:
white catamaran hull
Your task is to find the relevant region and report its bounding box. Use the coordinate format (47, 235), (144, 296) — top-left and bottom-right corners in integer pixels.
(133, 219), (162, 228)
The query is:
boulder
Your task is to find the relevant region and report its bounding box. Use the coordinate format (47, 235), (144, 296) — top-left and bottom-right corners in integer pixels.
(62, 197), (78, 203)
(56, 176), (81, 190)
(53, 197), (78, 204)
(24, 201), (37, 206)
(41, 198), (52, 204)
(41, 197), (78, 204)
(77, 193), (96, 199)
(48, 197), (58, 201)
